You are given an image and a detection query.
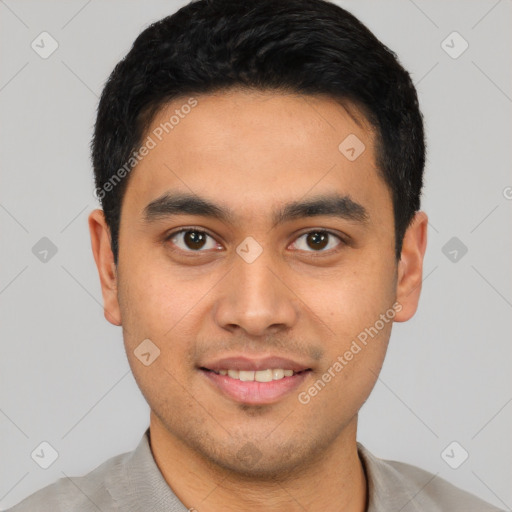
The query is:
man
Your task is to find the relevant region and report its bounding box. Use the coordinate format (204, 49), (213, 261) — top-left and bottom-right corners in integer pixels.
(7, 0), (504, 510)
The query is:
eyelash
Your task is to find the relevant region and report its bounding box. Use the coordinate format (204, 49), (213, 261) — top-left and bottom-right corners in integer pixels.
(164, 227), (346, 256)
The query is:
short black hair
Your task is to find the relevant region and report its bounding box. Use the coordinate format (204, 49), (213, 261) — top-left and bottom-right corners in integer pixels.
(92, 0), (425, 264)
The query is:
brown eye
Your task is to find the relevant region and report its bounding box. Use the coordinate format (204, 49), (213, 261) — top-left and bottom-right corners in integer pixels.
(292, 230), (343, 253)
(185, 231), (207, 249)
(306, 232), (329, 250)
(168, 229), (218, 252)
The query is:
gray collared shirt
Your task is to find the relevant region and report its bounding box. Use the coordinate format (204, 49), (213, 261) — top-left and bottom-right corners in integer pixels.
(6, 428), (503, 511)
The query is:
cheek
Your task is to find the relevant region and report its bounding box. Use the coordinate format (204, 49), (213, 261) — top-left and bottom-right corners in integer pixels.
(119, 260), (206, 340)
(301, 257), (396, 406)
(306, 257), (397, 337)
(117, 263), (202, 410)
(303, 301), (394, 423)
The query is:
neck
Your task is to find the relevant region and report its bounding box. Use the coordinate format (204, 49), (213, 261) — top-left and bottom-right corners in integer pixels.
(149, 411), (367, 512)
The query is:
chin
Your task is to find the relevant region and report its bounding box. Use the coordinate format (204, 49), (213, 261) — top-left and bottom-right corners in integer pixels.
(193, 434), (323, 483)
(210, 451), (306, 482)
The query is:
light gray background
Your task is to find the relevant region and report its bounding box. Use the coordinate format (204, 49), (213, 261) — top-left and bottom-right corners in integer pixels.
(1, 0), (511, 509)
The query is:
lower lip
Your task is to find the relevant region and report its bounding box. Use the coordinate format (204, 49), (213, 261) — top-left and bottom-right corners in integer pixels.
(200, 369), (310, 405)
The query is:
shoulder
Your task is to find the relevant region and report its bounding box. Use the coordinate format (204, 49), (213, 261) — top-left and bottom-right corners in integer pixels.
(6, 429), (189, 512)
(357, 443), (505, 512)
(5, 450), (131, 512)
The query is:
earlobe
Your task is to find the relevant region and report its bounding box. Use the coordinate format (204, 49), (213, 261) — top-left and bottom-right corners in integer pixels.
(88, 209), (122, 326)
(394, 211), (428, 323)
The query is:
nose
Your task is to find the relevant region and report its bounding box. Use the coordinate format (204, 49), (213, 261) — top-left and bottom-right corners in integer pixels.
(213, 248), (299, 337)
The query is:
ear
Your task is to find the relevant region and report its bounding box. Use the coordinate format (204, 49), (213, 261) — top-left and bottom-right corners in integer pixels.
(88, 209), (122, 326)
(394, 211), (428, 322)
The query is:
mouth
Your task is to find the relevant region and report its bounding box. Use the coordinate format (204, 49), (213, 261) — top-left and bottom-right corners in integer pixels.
(198, 357), (312, 405)
(201, 367), (310, 382)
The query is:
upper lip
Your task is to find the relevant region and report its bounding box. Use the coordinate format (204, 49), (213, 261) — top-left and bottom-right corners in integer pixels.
(200, 355), (312, 372)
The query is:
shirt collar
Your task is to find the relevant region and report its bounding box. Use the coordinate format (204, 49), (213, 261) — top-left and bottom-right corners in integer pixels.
(106, 428), (189, 511)
(358, 442), (425, 512)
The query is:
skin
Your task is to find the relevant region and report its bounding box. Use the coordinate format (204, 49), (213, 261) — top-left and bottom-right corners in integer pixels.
(89, 90), (428, 512)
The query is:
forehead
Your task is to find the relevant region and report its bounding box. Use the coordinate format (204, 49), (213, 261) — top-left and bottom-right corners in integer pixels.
(122, 90), (389, 223)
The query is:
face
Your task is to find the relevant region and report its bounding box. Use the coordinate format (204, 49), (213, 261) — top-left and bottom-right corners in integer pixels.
(90, 90), (427, 478)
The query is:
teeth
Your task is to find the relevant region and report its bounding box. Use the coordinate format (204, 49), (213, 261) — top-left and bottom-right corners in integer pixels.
(272, 369), (284, 380)
(215, 369), (299, 381)
(227, 369), (239, 379)
(239, 370), (254, 381)
(255, 369), (273, 382)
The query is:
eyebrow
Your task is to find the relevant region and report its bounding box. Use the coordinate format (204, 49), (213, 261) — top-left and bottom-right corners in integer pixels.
(143, 191), (369, 226)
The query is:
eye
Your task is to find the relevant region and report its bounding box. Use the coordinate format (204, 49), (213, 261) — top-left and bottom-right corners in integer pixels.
(291, 230), (344, 253)
(166, 228), (220, 252)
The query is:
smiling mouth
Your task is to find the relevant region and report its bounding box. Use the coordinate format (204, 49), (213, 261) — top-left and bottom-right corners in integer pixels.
(199, 367), (312, 405)
(200, 367), (311, 382)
